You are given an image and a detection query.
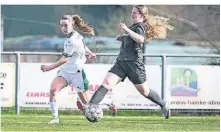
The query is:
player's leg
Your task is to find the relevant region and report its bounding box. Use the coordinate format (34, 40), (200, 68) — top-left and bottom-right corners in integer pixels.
(70, 70), (89, 113)
(77, 69), (90, 104)
(89, 61), (125, 111)
(134, 83), (170, 119)
(75, 69), (117, 116)
(48, 73), (68, 124)
(77, 91), (89, 105)
(127, 61), (170, 119)
(76, 91), (89, 113)
(89, 72), (120, 104)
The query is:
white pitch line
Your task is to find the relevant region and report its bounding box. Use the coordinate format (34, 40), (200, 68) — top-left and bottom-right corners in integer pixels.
(2, 121), (91, 124)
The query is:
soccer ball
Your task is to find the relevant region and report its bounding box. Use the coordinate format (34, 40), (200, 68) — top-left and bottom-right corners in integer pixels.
(85, 104), (103, 122)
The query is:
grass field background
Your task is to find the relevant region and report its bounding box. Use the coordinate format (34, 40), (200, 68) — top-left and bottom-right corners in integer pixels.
(1, 112), (220, 131)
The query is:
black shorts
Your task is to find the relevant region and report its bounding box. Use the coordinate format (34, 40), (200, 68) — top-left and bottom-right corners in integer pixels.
(109, 60), (146, 84)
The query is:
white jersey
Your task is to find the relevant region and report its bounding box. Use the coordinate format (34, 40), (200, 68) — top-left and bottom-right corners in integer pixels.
(60, 31), (86, 73)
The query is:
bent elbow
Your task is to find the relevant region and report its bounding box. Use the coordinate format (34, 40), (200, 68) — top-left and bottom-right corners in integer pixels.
(137, 38), (144, 45)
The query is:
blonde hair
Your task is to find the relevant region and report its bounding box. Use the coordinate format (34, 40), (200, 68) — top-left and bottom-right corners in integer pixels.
(61, 14), (95, 36)
(134, 5), (174, 40)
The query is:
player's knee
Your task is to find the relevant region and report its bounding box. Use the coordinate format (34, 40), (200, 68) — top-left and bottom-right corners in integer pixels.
(102, 73), (118, 90)
(102, 78), (112, 90)
(135, 83), (150, 97)
(50, 84), (60, 94)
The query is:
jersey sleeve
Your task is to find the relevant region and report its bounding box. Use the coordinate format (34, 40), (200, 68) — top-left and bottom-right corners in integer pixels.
(135, 24), (146, 37)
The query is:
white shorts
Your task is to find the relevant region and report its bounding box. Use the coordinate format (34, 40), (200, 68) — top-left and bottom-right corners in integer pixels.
(57, 69), (88, 92)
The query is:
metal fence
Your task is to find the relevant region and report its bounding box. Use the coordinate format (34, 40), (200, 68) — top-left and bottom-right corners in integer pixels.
(1, 52), (220, 115)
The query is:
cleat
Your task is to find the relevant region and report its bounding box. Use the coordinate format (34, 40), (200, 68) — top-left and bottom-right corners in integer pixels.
(162, 102), (171, 119)
(106, 102), (117, 117)
(77, 100), (85, 114)
(162, 108), (171, 119)
(77, 100), (88, 115)
(111, 103), (117, 116)
(47, 118), (59, 124)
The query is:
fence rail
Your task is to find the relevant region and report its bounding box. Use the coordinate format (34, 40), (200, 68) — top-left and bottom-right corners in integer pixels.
(1, 52), (220, 115)
(1, 51), (220, 57)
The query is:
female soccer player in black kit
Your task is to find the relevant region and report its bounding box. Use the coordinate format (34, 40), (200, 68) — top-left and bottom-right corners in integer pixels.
(89, 5), (173, 119)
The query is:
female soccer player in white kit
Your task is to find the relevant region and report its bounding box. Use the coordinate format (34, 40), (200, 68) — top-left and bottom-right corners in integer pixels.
(41, 14), (97, 124)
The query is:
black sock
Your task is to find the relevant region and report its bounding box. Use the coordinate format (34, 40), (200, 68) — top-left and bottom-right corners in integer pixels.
(147, 89), (166, 108)
(90, 85), (108, 104)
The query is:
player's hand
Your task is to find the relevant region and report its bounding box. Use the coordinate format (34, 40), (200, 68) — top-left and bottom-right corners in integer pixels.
(40, 65), (51, 72)
(116, 34), (123, 41)
(118, 23), (128, 31)
(88, 53), (96, 61)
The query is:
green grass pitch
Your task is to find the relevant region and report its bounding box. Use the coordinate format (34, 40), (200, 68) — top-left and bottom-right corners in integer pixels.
(1, 114), (220, 131)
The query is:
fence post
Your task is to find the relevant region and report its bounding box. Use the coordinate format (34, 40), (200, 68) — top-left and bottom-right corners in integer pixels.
(0, 15), (3, 62)
(161, 54), (167, 100)
(15, 52), (21, 115)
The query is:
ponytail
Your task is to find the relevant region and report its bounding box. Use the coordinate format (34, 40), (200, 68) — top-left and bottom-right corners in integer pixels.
(72, 15), (95, 36)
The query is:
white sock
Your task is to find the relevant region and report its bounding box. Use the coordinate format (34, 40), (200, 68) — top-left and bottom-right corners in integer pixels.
(49, 102), (58, 118)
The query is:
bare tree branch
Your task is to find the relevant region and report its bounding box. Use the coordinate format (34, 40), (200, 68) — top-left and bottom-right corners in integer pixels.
(194, 28), (220, 53)
(148, 6), (220, 54)
(147, 6), (199, 29)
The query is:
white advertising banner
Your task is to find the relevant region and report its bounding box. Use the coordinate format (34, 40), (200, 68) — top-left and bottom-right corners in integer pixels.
(0, 63), (15, 107)
(166, 66), (220, 109)
(20, 63), (161, 109)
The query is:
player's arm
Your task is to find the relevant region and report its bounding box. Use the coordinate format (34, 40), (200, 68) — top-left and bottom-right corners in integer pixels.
(119, 23), (145, 45)
(85, 45), (96, 60)
(41, 55), (71, 72)
(47, 56), (69, 70)
(85, 46), (93, 55)
(125, 27), (145, 44)
(41, 42), (76, 72)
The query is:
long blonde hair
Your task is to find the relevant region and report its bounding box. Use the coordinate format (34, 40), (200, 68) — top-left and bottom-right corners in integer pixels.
(61, 14), (95, 36)
(134, 5), (174, 40)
